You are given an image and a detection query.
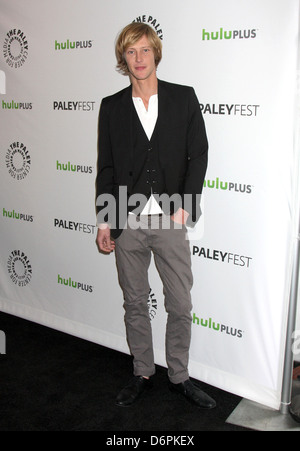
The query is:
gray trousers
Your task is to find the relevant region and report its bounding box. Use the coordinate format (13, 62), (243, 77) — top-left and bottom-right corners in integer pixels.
(115, 214), (193, 384)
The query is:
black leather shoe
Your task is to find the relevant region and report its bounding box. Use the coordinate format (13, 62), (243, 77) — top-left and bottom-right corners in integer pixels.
(169, 379), (216, 409)
(116, 376), (153, 407)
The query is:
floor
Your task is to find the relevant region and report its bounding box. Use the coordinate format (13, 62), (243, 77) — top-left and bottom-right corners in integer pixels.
(0, 311), (265, 432)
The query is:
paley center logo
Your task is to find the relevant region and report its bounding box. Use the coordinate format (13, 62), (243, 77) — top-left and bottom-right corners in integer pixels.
(7, 250), (32, 287)
(132, 14), (163, 40)
(3, 29), (29, 68)
(148, 288), (158, 321)
(5, 141), (31, 180)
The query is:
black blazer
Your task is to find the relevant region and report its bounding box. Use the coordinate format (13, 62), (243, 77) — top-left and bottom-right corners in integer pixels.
(96, 79), (208, 238)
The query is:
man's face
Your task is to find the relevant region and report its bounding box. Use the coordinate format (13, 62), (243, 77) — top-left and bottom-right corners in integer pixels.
(124, 35), (156, 81)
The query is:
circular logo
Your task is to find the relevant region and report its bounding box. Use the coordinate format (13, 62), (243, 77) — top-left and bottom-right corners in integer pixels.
(132, 15), (163, 40)
(5, 142), (31, 180)
(3, 29), (29, 68)
(147, 288), (158, 321)
(7, 250), (32, 287)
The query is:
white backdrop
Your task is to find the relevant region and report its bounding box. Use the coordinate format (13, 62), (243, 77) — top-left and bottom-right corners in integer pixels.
(0, 0), (299, 409)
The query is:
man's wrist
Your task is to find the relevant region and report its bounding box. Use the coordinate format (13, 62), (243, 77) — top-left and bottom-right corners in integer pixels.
(98, 223), (111, 230)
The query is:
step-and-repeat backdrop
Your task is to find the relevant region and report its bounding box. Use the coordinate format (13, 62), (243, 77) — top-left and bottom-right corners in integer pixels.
(1, 0), (299, 409)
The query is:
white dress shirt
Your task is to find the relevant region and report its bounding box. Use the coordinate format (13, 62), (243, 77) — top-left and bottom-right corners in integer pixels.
(98, 94), (162, 229)
(132, 94), (163, 215)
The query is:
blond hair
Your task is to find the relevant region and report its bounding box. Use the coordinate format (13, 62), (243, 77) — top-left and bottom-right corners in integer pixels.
(115, 23), (162, 75)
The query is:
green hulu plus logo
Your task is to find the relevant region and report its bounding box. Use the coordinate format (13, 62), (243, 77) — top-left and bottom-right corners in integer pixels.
(193, 313), (243, 339)
(3, 208), (33, 222)
(54, 39), (92, 50)
(202, 27), (257, 41)
(56, 160), (93, 174)
(203, 177), (252, 194)
(2, 100), (32, 110)
(57, 274), (93, 293)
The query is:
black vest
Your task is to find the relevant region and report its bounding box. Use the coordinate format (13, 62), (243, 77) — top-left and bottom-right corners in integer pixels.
(129, 103), (166, 213)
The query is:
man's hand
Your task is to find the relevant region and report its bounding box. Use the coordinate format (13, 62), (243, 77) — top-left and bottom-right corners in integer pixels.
(171, 208), (189, 225)
(96, 226), (115, 254)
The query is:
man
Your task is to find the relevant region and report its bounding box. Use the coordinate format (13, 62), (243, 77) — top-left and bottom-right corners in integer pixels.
(96, 22), (216, 409)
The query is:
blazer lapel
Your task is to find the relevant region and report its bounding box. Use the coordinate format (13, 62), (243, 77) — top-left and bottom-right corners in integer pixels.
(156, 79), (178, 140)
(157, 79), (167, 128)
(156, 79), (173, 166)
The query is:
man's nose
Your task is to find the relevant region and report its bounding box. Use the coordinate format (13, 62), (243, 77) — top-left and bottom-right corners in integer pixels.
(135, 50), (143, 62)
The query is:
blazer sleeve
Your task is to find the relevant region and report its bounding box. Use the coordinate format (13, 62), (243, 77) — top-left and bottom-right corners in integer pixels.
(183, 87), (208, 225)
(95, 99), (114, 216)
